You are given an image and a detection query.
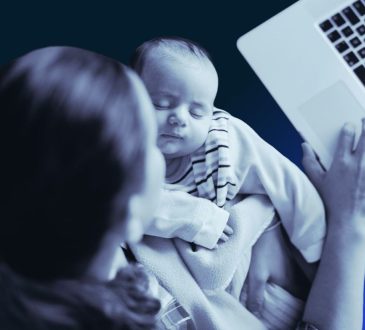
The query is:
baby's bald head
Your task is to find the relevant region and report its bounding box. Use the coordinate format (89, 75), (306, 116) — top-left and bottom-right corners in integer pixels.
(130, 36), (214, 76)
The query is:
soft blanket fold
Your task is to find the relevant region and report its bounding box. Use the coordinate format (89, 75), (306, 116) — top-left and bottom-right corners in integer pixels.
(131, 195), (275, 329)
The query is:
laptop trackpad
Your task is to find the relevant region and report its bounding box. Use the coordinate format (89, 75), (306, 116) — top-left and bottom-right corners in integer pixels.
(299, 81), (365, 161)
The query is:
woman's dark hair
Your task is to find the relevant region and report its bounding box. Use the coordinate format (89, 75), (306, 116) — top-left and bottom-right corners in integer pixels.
(130, 36), (212, 75)
(0, 47), (147, 281)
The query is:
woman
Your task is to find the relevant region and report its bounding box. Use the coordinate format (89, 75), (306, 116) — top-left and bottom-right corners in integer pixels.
(0, 46), (363, 329)
(0, 46), (165, 329)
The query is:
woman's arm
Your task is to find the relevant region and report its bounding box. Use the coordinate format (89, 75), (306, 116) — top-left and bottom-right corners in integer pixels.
(300, 222), (365, 329)
(301, 121), (365, 330)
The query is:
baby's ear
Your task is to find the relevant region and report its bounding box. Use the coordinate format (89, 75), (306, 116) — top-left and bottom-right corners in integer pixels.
(124, 195), (145, 243)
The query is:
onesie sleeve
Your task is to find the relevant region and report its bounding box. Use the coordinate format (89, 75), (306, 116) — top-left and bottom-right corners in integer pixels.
(228, 115), (326, 262)
(146, 189), (230, 249)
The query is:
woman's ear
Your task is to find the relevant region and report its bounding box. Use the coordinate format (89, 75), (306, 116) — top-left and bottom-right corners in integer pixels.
(124, 194), (145, 243)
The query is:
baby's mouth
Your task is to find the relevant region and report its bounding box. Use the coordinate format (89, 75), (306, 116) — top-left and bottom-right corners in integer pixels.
(161, 132), (184, 139)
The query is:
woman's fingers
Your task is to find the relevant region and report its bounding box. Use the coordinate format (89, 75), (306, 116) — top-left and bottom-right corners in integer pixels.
(355, 118), (365, 157)
(334, 123), (355, 161)
(301, 142), (324, 187)
(246, 273), (266, 317)
(353, 119), (365, 204)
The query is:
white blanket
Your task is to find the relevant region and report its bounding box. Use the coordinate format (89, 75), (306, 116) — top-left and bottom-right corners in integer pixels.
(131, 195), (275, 329)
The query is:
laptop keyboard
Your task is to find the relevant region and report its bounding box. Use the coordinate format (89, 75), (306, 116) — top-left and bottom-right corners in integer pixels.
(320, 0), (365, 85)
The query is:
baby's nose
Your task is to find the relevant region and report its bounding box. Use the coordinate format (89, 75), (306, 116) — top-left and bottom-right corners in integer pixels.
(168, 106), (188, 126)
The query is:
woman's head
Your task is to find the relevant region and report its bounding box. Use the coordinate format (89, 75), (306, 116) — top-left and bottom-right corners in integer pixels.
(0, 46), (164, 281)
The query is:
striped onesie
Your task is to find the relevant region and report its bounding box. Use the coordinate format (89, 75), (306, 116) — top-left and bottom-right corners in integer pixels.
(147, 108), (326, 263)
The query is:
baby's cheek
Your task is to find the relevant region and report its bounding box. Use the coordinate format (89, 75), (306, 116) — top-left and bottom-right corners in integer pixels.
(197, 120), (211, 141)
(155, 114), (166, 132)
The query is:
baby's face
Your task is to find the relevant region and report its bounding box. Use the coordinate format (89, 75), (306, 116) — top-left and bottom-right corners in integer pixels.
(140, 54), (218, 159)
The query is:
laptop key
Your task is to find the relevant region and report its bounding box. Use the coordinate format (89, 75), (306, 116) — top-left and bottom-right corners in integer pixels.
(320, 20), (333, 32)
(342, 26), (354, 37)
(327, 30), (341, 42)
(357, 25), (365, 35)
(336, 40), (350, 53)
(358, 47), (365, 58)
(353, 1), (365, 16)
(350, 36), (362, 47)
(332, 13), (346, 27)
(343, 7), (360, 25)
(354, 65), (365, 85)
(344, 51), (360, 66)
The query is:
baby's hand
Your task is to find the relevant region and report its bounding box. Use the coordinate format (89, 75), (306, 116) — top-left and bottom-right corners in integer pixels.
(196, 224), (233, 251)
(216, 224), (233, 246)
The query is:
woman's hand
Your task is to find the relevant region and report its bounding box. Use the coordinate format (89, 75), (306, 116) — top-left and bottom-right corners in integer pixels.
(245, 221), (309, 316)
(300, 121), (365, 330)
(302, 120), (365, 238)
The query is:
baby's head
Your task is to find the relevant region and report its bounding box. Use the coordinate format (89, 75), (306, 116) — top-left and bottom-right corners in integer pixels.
(131, 37), (219, 159)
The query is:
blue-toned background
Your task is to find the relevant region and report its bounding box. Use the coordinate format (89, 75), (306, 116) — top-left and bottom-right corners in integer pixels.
(1, 0), (363, 327)
(0, 1), (301, 163)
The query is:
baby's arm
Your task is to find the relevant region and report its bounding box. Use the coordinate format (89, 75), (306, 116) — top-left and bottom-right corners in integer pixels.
(229, 116), (326, 263)
(145, 189), (231, 249)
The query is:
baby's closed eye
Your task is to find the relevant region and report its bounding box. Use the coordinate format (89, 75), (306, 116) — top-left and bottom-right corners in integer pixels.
(189, 105), (211, 118)
(153, 97), (172, 109)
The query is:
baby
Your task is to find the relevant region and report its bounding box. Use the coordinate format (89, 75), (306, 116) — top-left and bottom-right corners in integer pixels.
(130, 37), (326, 327)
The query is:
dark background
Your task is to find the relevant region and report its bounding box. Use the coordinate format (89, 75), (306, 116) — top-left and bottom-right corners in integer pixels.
(1, 1), (364, 327)
(0, 0), (302, 163)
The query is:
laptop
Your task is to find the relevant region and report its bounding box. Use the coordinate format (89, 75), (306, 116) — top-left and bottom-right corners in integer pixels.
(237, 0), (365, 169)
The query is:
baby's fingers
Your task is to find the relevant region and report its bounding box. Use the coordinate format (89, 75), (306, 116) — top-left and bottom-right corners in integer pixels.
(219, 233), (229, 242)
(224, 224), (233, 235)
